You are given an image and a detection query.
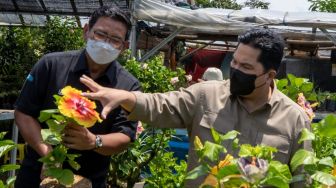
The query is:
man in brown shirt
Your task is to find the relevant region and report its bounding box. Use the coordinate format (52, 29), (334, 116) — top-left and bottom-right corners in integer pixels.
(80, 28), (311, 187)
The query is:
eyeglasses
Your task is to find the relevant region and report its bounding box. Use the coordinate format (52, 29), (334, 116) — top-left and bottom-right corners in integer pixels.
(92, 30), (124, 49)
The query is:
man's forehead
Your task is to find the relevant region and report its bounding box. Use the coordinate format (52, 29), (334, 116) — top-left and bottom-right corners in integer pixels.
(233, 44), (261, 64)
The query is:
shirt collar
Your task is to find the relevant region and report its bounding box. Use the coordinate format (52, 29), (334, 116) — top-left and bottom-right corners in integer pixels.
(73, 49), (117, 83)
(73, 49), (88, 73)
(266, 80), (281, 108)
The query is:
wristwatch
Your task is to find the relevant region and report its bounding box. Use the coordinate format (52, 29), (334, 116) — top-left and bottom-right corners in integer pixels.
(95, 135), (103, 149)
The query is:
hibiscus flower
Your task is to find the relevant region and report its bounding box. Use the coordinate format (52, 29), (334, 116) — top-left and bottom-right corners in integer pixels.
(58, 86), (102, 127)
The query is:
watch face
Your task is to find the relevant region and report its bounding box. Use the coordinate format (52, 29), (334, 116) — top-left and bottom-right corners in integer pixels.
(96, 135), (103, 148)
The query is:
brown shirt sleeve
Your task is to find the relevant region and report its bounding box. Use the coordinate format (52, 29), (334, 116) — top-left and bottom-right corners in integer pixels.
(127, 84), (203, 130)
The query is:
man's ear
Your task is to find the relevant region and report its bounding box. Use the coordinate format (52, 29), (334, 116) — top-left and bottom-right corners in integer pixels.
(83, 24), (90, 41)
(121, 41), (130, 53)
(268, 70), (277, 80)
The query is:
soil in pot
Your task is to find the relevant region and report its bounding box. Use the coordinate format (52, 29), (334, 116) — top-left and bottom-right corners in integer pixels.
(40, 175), (92, 188)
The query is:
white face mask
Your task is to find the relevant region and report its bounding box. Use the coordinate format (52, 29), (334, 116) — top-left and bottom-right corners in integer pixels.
(86, 39), (121, 65)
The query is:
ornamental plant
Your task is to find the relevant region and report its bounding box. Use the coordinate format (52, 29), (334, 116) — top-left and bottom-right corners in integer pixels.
(38, 86), (102, 186)
(0, 132), (20, 188)
(278, 79), (336, 187)
(291, 115), (336, 187)
(276, 73), (318, 102)
(186, 129), (292, 188)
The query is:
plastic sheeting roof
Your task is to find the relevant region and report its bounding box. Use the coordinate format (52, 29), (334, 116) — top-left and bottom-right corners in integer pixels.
(1, 0), (336, 40)
(0, 0), (129, 26)
(134, 0), (336, 36)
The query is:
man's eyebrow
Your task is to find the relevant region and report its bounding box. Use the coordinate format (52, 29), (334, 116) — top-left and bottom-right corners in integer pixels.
(240, 62), (253, 66)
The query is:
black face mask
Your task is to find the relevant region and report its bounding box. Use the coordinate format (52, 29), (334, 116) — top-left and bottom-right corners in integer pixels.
(230, 67), (266, 96)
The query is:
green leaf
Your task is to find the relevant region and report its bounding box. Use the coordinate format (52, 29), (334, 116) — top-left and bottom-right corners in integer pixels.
(0, 164), (20, 173)
(53, 95), (62, 104)
(46, 168), (74, 186)
(186, 165), (210, 180)
(220, 130), (240, 141)
(41, 129), (53, 140)
(301, 82), (313, 93)
(307, 93), (317, 101)
(210, 128), (220, 144)
(38, 109), (58, 122)
(45, 167), (63, 178)
(318, 157), (334, 167)
(66, 154), (80, 161)
(6, 176), (16, 187)
(311, 171), (336, 186)
(41, 129), (61, 145)
(203, 141), (226, 161)
(0, 140), (16, 158)
(298, 128), (315, 144)
(52, 145), (67, 163)
(318, 115), (336, 137)
(290, 149), (318, 172)
(263, 176), (289, 188)
(67, 160), (80, 171)
(232, 138), (239, 150)
(217, 164), (240, 179)
(262, 161), (292, 188)
(268, 161), (292, 180)
(294, 78), (304, 88)
(58, 169), (74, 186)
(288, 87), (299, 100)
(51, 114), (65, 122)
(238, 144), (252, 157)
(0, 132), (7, 140)
(46, 119), (66, 134)
(194, 136), (204, 151)
(276, 79), (288, 90)
(287, 74), (296, 85)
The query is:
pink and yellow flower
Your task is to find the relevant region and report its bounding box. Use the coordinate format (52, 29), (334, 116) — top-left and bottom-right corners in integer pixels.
(58, 86), (102, 127)
(136, 122), (145, 139)
(297, 93), (315, 122)
(202, 154), (234, 187)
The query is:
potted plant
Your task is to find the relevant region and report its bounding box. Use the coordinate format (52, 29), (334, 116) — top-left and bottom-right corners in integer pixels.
(38, 86), (102, 188)
(186, 129), (292, 188)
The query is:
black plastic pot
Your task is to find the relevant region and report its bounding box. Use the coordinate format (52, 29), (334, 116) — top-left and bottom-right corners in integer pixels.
(317, 101), (327, 111)
(326, 99), (336, 112)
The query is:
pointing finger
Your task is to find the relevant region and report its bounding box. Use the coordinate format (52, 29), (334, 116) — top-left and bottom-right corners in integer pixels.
(81, 92), (100, 100)
(80, 75), (101, 92)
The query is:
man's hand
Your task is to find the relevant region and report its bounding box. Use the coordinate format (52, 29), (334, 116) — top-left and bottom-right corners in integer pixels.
(80, 75), (136, 119)
(62, 123), (96, 150)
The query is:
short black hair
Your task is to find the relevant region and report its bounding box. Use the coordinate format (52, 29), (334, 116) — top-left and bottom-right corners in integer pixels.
(238, 28), (285, 72)
(88, 5), (131, 40)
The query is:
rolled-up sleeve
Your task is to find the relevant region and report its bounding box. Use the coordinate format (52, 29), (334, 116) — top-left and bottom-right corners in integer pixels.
(108, 107), (138, 141)
(128, 84), (202, 130)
